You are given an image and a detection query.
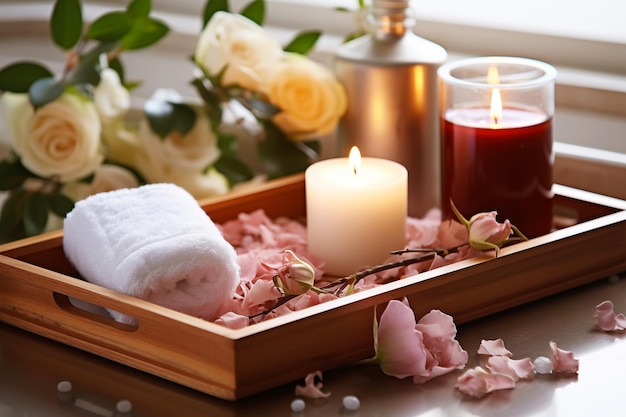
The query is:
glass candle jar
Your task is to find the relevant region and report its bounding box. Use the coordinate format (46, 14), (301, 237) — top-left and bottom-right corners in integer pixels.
(438, 56), (557, 238)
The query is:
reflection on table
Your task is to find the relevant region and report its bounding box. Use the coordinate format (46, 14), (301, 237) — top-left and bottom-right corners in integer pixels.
(1, 273), (625, 417)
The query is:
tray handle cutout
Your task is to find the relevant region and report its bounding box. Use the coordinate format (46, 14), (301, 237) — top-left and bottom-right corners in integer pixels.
(53, 292), (139, 332)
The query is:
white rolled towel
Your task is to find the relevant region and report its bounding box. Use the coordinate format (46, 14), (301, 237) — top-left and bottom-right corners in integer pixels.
(63, 183), (240, 325)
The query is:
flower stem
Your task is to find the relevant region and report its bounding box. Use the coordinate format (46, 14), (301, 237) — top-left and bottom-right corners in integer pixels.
(250, 244), (467, 318)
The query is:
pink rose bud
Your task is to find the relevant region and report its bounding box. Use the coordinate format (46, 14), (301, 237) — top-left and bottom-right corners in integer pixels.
(272, 250), (316, 296)
(467, 211), (512, 253)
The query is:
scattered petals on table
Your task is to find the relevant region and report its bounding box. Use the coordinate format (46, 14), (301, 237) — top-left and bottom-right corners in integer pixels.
(593, 300), (626, 331)
(294, 370), (331, 399)
(477, 339), (513, 357)
(549, 341), (579, 374)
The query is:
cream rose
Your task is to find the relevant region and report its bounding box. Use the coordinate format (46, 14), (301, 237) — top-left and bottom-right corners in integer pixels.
(2, 92), (104, 182)
(266, 53), (347, 139)
(167, 168), (230, 200)
(136, 107), (220, 174)
(63, 164), (141, 202)
(133, 101), (227, 198)
(100, 117), (141, 168)
(194, 11), (283, 91)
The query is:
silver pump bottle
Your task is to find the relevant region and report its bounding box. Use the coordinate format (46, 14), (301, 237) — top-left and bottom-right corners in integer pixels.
(334, 0), (447, 217)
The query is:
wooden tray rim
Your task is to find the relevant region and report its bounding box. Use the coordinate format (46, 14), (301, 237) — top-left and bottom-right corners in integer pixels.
(1, 181), (625, 341)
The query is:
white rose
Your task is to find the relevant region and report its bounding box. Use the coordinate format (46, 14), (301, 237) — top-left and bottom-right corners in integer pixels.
(167, 168), (230, 200)
(136, 108), (220, 173)
(266, 53), (347, 139)
(133, 105), (228, 198)
(63, 164), (140, 202)
(93, 68), (130, 122)
(194, 11), (283, 91)
(101, 117), (140, 168)
(2, 92), (104, 182)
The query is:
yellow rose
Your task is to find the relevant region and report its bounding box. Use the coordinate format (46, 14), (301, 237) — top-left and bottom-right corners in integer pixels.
(194, 11), (283, 91)
(266, 54), (347, 139)
(2, 92), (103, 182)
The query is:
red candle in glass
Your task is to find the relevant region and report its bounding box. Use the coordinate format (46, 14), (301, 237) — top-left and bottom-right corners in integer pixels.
(438, 57), (557, 238)
(442, 108), (553, 238)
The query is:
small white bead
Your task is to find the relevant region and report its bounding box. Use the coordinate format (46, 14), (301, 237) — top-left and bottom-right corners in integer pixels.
(57, 381), (72, 393)
(533, 356), (554, 374)
(290, 398), (306, 413)
(116, 399), (133, 414)
(342, 395), (361, 411)
(56, 380), (73, 402)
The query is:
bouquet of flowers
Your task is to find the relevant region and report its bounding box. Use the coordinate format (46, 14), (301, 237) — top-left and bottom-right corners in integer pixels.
(0, 0), (168, 242)
(0, 0), (348, 243)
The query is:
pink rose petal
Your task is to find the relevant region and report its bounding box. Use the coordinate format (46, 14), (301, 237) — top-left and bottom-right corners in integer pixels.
(594, 300), (626, 331)
(375, 299), (428, 379)
(549, 341), (579, 374)
(437, 219), (469, 248)
(416, 309), (458, 340)
(244, 279), (281, 308)
(294, 371), (331, 399)
(477, 339), (513, 357)
(214, 311), (249, 330)
(486, 356), (535, 381)
(376, 300), (467, 383)
(414, 310), (468, 383)
(456, 366), (516, 398)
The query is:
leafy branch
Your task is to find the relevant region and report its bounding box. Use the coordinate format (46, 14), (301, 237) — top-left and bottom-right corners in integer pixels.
(0, 0), (168, 108)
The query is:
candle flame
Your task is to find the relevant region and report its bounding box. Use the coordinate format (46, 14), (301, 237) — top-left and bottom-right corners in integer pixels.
(488, 65), (502, 127)
(349, 146), (361, 176)
(490, 88), (502, 126)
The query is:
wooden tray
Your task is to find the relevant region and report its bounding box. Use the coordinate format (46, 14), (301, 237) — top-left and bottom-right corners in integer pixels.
(1, 174), (626, 400)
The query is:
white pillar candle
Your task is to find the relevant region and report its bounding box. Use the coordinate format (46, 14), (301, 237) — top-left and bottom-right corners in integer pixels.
(306, 147), (407, 277)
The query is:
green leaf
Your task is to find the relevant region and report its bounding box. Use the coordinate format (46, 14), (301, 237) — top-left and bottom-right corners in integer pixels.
(0, 158), (31, 190)
(51, 0), (83, 50)
(0, 189), (26, 243)
(239, 96), (280, 120)
(172, 103), (197, 136)
(127, 0), (151, 18)
(213, 133), (254, 185)
(240, 0), (265, 26)
(343, 32), (365, 43)
(283, 30), (321, 55)
(49, 193), (75, 218)
(86, 11), (133, 43)
(70, 41), (117, 86)
(70, 61), (100, 87)
(191, 77), (224, 129)
(23, 192), (50, 237)
(29, 78), (65, 109)
(145, 99), (175, 138)
(120, 17), (169, 50)
(214, 154), (254, 186)
(257, 121), (317, 179)
(144, 100), (196, 138)
(202, 0), (229, 28)
(108, 58), (126, 84)
(0, 62), (54, 93)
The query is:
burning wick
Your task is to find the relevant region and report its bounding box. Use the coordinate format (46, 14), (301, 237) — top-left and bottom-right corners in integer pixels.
(488, 65), (502, 128)
(349, 146), (361, 176)
(491, 88), (502, 127)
